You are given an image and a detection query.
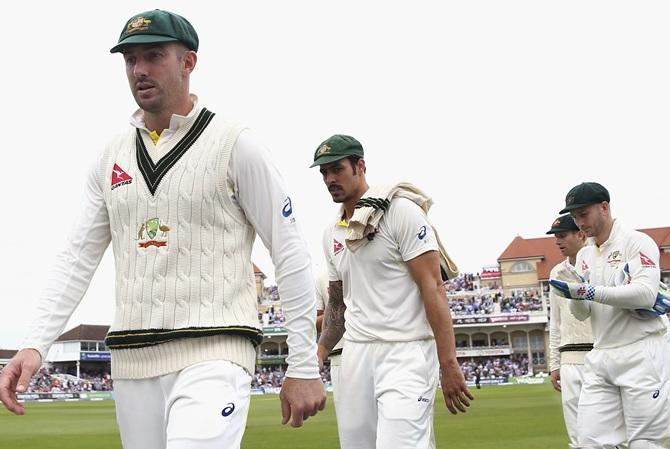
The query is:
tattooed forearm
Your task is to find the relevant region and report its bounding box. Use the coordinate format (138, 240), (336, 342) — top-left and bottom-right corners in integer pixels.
(318, 281), (346, 352)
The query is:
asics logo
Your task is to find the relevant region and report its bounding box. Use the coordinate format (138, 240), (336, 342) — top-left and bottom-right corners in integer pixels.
(282, 197), (293, 217)
(417, 226), (427, 240)
(653, 390), (660, 399)
(222, 402), (236, 417)
(417, 396), (430, 403)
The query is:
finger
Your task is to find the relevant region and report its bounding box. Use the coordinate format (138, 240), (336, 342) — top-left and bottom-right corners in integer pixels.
(458, 393), (471, 408)
(451, 395), (467, 413)
(0, 370), (24, 415)
(463, 387), (475, 401)
(443, 395), (457, 415)
(318, 395), (327, 411)
(291, 404), (304, 427)
(280, 396), (291, 425)
(16, 368), (34, 393)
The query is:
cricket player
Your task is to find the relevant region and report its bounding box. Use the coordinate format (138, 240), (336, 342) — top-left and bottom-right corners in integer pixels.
(550, 182), (670, 449)
(0, 10), (325, 449)
(312, 134), (472, 449)
(546, 214), (593, 449)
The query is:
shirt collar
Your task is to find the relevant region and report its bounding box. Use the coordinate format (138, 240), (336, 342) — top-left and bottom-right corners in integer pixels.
(598, 218), (619, 249)
(129, 94), (200, 132)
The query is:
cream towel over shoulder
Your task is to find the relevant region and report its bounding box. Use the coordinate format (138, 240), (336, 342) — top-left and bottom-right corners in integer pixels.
(346, 182), (459, 280)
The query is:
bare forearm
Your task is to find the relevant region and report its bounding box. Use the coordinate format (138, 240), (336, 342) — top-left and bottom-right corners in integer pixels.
(424, 285), (458, 367)
(318, 281), (346, 352)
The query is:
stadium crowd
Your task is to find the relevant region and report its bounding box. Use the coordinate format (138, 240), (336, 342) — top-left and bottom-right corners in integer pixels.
(252, 366), (332, 390)
(459, 356), (530, 382)
(27, 367), (113, 393)
(257, 275), (544, 325)
(449, 293), (544, 316)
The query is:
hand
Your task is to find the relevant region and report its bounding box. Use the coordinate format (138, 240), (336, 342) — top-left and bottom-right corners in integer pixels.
(549, 279), (596, 301)
(550, 369), (561, 392)
(316, 345), (329, 370)
(440, 359), (474, 414)
(0, 349), (41, 415)
(634, 282), (670, 316)
(279, 377), (326, 427)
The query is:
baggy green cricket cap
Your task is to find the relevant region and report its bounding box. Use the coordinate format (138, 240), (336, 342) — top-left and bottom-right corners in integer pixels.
(110, 10), (199, 53)
(310, 134), (364, 168)
(559, 182), (610, 214)
(546, 214), (580, 234)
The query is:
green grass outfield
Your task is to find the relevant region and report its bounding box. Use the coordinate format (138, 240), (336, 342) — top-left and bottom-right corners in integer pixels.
(0, 384), (567, 449)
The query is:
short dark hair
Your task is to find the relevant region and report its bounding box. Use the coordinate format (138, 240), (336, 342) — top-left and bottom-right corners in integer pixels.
(346, 156), (364, 174)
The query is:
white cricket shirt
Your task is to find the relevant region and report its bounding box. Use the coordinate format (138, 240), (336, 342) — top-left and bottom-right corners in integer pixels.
(323, 197), (438, 342)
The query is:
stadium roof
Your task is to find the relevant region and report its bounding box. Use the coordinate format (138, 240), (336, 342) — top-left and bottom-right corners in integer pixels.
(499, 236), (563, 281)
(498, 226), (670, 282)
(0, 349), (17, 359)
(56, 324), (110, 342)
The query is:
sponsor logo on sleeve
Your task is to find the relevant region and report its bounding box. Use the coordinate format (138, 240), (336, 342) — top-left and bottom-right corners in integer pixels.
(417, 225), (427, 241)
(640, 252), (656, 268)
(282, 197), (296, 224)
(282, 197), (293, 217)
(581, 260), (589, 272)
(333, 239), (344, 255)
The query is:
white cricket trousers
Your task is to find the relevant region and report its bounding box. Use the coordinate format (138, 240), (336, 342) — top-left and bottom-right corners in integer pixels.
(559, 364), (588, 449)
(114, 360), (252, 449)
(331, 353), (342, 411)
(577, 334), (670, 449)
(336, 339), (438, 449)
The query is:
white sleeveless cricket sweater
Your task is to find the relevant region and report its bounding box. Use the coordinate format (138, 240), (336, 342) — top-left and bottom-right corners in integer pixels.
(101, 109), (260, 379)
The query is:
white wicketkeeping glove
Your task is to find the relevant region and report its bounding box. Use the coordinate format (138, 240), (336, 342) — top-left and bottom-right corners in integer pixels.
(549, 279), (598, 301)
(550, 264), (599, 301)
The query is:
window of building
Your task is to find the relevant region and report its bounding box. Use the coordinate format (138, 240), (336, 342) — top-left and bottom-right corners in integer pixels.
(511, 334), (528, 350)
(510, 261), (534, 273)
(529, 334), (545, 351)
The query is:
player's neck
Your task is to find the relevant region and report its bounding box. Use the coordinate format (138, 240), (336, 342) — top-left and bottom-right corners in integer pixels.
(594, 218), (614, 247)
(342, 183), (369, 220)
(143, 96), (194, 136)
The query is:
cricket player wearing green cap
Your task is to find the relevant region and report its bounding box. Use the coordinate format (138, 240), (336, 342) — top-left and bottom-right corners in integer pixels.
(313, 135), (472, 449)
(0, 9), (326, 449)
(550, 182), (670, 449)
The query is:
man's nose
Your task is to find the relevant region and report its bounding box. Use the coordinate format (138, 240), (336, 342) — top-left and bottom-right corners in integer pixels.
(132, 59), (148, 78)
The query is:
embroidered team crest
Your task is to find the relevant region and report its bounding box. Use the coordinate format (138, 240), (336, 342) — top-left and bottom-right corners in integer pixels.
(639, 252), (656, 267)
(566, 196), (575, 205)
(607, 250), (622, 265)
(127, 17), (152, 33)
(316, 144), (331, 157)
(111, 164), (133, 190)
(333, 239), (344, 255)
(137, 218), (170, 248)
